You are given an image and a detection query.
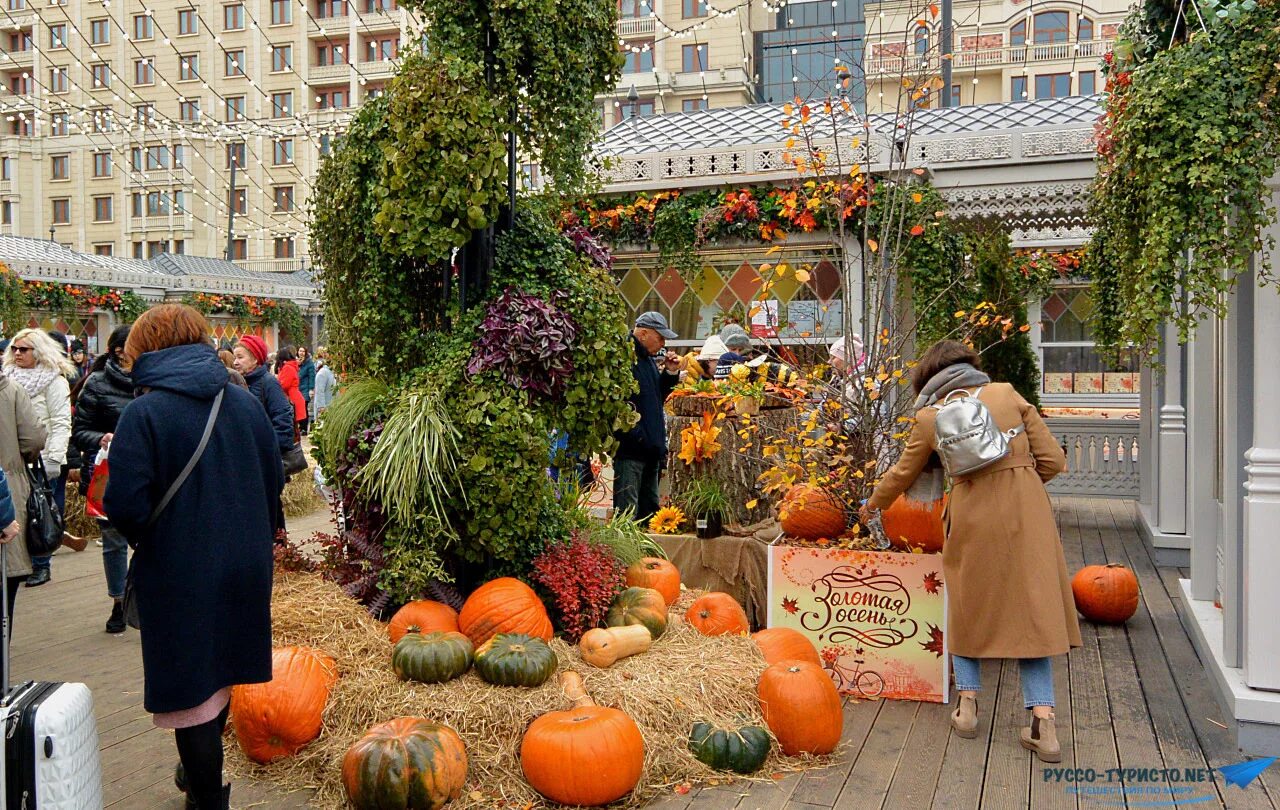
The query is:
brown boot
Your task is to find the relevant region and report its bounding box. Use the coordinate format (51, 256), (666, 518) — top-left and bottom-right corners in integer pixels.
(951, 694), (978, 738)
(62, 532), (87, 552)
(1020, 712), (1062, 762)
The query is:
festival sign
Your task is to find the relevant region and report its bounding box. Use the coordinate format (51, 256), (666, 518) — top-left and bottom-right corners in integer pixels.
(767, 546), (948, 703)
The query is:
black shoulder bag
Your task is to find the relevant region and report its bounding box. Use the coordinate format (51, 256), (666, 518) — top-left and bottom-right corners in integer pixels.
(122, 387), (224, 630)
(252, 379), (308, 477)
(24, 462), (64, 557)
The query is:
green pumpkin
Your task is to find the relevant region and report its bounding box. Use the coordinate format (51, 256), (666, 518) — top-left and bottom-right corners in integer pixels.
(473, 633), (557, 687)
(606, 587), (668, 640)
(688, 721), (771, 774)
(392, 630), (474, 684)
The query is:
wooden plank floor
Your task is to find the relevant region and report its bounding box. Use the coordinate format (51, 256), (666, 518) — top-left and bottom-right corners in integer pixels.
(9, 499), (1277, 809)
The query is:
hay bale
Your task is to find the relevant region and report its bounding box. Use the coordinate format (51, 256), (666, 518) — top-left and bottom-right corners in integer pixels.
(226, 573), (833, 808)
(63, 489), (102, 540)
(282, 465), (326, 518)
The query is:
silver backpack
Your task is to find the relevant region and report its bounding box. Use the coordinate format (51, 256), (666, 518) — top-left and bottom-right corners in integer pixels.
(931, 387), (1023, 477)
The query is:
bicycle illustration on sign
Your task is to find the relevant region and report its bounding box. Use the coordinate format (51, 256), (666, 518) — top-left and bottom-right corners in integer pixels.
(823, 647), (886, 698)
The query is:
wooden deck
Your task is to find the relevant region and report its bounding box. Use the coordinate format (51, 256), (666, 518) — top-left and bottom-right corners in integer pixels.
(10, 499), (1279, 809)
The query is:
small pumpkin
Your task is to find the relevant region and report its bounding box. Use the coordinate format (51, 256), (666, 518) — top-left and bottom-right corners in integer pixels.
(231, 646), (338, 764)
(624, 557), (680, 606)
(458, 577), (553, 647)
(579, 625), (652, 668)
(388, 600), (460, 644)
(686, 592), (750, 636)
(757, 660), (843, 755)
(521, 671), (644, 806)
(606, 587), (668, 640)
(779, 484), (847, 540)
(392, 630), (473, 684)
(688, 721), (771, 774)
(751, 627), (820, 667)
(882, 495), (947, 553)
(1071, 563), (1140, 624)
(342, 717), (468, 810)
(473, 633), (558, 687)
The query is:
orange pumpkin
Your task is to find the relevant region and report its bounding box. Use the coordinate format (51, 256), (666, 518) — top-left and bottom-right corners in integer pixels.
(458, 577), (553, 647)
(685, 592), (750, 636)
(521, 672), (645, 806)
(1071, 563), (1140, 624)
(231, 646), (338, 763)
(881, 495), (947, 553)
(624, 557), (681, 606)
(779, 485), (847, 540)
(387, 600), (459, 644)
(757, 660), (843, 755)
(751, 627), (820, 667)
(342, 717), (468, 810)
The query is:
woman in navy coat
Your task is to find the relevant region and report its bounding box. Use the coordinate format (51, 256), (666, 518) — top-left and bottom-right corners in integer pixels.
(104, 305), (284, 810)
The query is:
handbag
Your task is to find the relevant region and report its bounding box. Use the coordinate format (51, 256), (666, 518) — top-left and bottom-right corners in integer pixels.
(85, 448), (110, 519)
(24, 462), (64, 557)
(282, 443), (308, 477)
(122, 387), (225, 630)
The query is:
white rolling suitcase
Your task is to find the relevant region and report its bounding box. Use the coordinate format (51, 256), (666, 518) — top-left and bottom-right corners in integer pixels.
(1, 549), (104, 809)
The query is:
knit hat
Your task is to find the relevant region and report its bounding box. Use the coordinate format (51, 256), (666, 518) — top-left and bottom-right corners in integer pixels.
(828, 334), (864, 362)
(697, 335), (727, 361)
(238, 334), (269, 366)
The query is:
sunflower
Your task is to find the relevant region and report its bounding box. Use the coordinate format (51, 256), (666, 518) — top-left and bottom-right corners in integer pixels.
(648, 506), (685, 535)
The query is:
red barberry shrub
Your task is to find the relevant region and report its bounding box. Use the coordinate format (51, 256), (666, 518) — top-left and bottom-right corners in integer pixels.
(529, 531), (625, 641)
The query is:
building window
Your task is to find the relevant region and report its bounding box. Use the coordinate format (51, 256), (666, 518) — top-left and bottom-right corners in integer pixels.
(682, 0), (705, 17)
(180, 100), (201, 121)
(1011, 19), (1026, 47)
(317, 0), (347, 17)
(1079, 70), (1096, 96)
(1039, 285), (1139, 396)
(225, 96), (246, 121)
(270, 0), (291, 23)
(364, 37), (396, 61)
(89, 109), (112, 133)
(10, 118), (33, 136)
(1012, 75), (1027, 100)
(49, 66), (68, 93)
(50, 113), (68, 135)
(315, 88), (347, 108)
(1078, 16), (1094, 41)
(90, 18), (109, 44)
(619, 0), (642, 17)
(1, 201), (11, 225)
(914, 25), (929, 56)
(130, 193), (143, 217)
(94, 152), (112, 177)
(682, 98), (708, 112)
(132, 14), (152, 40)
(681, 44), (706, 73)
(274, 237), (295, 258)
(229, 187), (247, 215)
(319, 134), (332, 156)
(618, 98), (654, 120)
(273, 139), (294, 165)
(146, 145), (169, 170)
(173, 189), (185, 213)
(48, 23), (66, 48)
(225, 50), (245, 77)
(365, 0), (394, 11)
(1, 157), (10, 180)
(272, 45), (292, 72)
(230, 238), (247, 259)
(173, 239), (185, 254)
(146, 191), (170, 216)
(178, 9), (198, 35)
(1034, 11), (1069, 44)
(178, 54), (199, 81)
(226, 142), (246, 168)
(135, 104), (155, 125)
(173, 144), (186, 168)
(224, 4), (244, 30)
(50, 154), (69, 180)
(271, 91), (293, 118)
(130, 147), (143, 172)
(316, 44), (348, 65)
(135, 59), (155, 85)
(273, 185), (294, 212)
(132, 241), (144, 258)
(147, 240), (166, 258)
(93, 243), (114, 256)
(93, 195), (113, 222)
(51, 198), (70, 224)
(1035, 72), (1070, 99)
(7, 32), (31, 51)
(91, 63), (111, 88)
(8, 74), (31, 94)
(621, 42), (653, 73)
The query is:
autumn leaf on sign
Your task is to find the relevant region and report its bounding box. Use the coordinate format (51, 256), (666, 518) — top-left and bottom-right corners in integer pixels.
(923, 571), (942, 594)
(782, 597), (799, 614)
(922, 623), (944, 657)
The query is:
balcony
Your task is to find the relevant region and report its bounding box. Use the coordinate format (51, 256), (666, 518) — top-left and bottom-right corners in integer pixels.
(308, 14), (349, 37)
(359, 59), (396, 80)
(3, 49), (34, 69)
(308, 62), (351, 82)
(233, 258), (306, 273)
(127, 215), (193, 233)
(865, 38), (1113, 79)
(1, 9), (35, 29)
(304, 106), (354, 127)
(617, 17), (655, 37)
(361, 9), (401, 30)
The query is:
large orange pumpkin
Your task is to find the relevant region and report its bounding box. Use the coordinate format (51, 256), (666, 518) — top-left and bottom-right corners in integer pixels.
(458, 577), (553, 646)
(779, 485), (847, 540)
(342, 717), (468, 810)
(231, 646), (338, 763)
(685, 592), (750, 636)
(881, 495), (947, 553)
(751, 627), (820, 667)
(521, 672), (644, 806)
(624, 557), (681, 606)
(388, 600), (460, 644)
(757, 660), (843, 755)
(1071, 563), (1140, 624)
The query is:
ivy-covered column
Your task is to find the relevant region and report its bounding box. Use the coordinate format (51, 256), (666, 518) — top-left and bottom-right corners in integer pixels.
(1244, 181), (1280, 691)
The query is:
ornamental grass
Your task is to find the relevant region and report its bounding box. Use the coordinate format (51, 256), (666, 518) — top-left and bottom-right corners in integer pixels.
(226, 573), (836, 808)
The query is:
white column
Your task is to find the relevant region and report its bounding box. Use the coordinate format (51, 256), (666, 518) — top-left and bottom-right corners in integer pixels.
(1157, 323), (1188, 533)
(1243, 185), (1280, 690)
(1139, 362), (1157, 510)
(1187, 318), (1217, 602)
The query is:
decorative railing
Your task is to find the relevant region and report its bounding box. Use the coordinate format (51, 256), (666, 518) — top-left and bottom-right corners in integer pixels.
(308, 13), (349, 32)
(308, 63), (351, 82)
(866, 39), (1113, 79)
(233, 258), (305, 274)
(1045, 417), (1140, 499)
(617, 17), (656, 36)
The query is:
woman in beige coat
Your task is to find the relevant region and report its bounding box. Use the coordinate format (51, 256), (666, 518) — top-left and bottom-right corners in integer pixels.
(0, 374), (48, 634)
(862, 340), (1080, 763)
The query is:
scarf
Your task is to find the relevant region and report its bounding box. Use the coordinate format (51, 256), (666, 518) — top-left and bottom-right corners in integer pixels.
(902, 363), (991, 503)
(4, 365), (59, 401)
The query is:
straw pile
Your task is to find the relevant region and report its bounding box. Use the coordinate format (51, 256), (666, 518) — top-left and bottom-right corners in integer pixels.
(226, 573), (832, 808)
(281, 464), (326, 518)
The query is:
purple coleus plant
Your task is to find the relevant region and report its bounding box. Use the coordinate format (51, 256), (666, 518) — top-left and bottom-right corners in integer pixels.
(563, 225), (613, 272)
(466, 286), (579, 398)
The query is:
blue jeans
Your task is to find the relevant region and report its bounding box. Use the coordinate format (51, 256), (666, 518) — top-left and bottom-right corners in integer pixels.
(100, 523), (129, 599)
(953, 654), (1055, 709)
(613, 457), (662, 525)
(31, 471), (67, 573)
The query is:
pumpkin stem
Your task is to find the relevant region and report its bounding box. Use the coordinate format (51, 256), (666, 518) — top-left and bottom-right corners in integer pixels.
(559, 671), (595, 708)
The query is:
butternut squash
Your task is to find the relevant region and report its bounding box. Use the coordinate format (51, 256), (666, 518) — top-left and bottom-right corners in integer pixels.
(578, 626), (652, 668)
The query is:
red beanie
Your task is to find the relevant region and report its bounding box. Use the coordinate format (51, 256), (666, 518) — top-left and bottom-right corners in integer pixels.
(238, 335), (268, 366)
